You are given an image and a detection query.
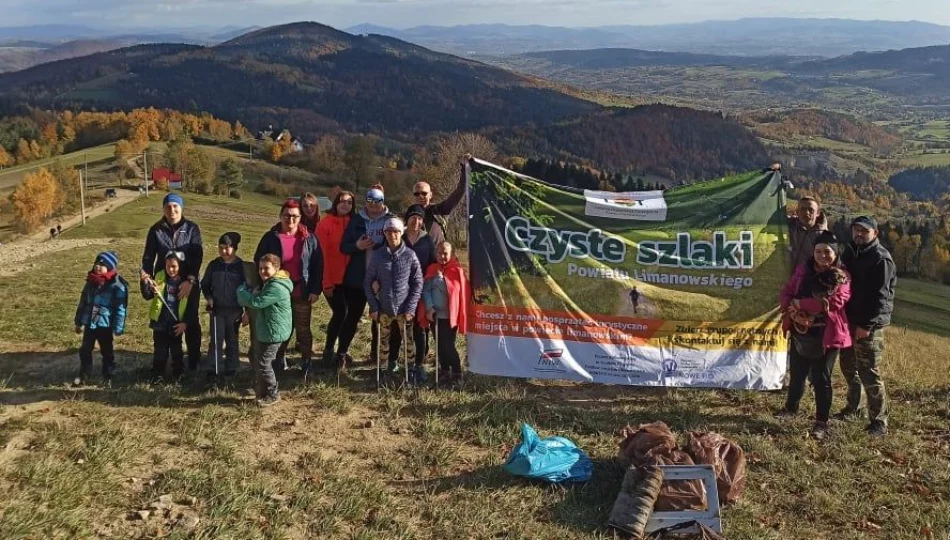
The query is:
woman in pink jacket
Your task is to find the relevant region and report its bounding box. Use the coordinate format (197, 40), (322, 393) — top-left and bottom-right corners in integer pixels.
(777, 230), (852, 440)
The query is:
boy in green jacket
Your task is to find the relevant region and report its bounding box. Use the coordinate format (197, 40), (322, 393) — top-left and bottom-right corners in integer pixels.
(237, 253), (293, 407)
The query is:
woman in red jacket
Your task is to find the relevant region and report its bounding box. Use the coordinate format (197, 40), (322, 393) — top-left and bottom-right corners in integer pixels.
(317, 190), (355, 369)
(777, 230), (852, 441)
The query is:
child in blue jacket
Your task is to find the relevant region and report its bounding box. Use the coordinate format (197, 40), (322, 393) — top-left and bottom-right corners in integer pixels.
(74, 251), (128, 385)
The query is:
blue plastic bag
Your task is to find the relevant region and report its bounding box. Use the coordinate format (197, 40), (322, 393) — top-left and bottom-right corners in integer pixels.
(503, 423), (593, 483)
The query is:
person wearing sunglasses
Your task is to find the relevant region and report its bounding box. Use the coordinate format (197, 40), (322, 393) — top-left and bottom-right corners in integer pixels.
(412, 153), (471, 245)
(253, 199), (324, 376)
(340, 185), (394, 365)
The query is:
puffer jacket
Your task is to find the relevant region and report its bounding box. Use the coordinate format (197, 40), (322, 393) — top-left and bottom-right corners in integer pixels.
(341, 206), (393, 289)
(200, 257), (246, 311)
(74, 275), (129, 335)
(365, 241), (423, 317)
(237, 270), (294, 343)
(780, 261), (852, 350)
(317, 214), (351, 290)
(253, 224), (323, 297)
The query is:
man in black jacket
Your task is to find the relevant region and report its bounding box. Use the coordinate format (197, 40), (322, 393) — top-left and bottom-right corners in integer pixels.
(838, 215), (896, 437)
(141, 193), (204, 371)
(412, 154), (470, 246)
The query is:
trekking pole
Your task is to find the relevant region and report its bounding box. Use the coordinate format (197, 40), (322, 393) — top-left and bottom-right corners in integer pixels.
(141, 268), (178, 322)
(374, 319), (381, 392)
(403, 319), (410, 387)
(433, 320), (440, 391)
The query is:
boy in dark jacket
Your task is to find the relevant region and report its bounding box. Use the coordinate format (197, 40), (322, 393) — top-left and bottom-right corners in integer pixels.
(201, 232), (247, 378)
(142, 251), (199, 381)
(366, 217), (423, 375)
(74, 251), (128, 385)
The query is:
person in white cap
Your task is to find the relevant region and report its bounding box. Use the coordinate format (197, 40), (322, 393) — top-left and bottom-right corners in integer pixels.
(365, 216), (423, 375)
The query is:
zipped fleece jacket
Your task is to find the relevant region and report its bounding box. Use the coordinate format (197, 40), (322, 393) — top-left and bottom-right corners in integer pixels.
(842, 237), (897, 331)
(340, 206), (393, 289)
(365, 242), (423, 317)
(237, 270), (294, 343)
(75, 275), (129, 335)
(253, 224), (323, 297)
(200, 257), (246, 311)
(141, 218), (204, 279)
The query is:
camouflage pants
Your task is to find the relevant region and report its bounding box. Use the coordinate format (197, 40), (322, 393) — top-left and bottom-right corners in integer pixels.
(839, 330), (888, 424)
(379, 314), (413, 370)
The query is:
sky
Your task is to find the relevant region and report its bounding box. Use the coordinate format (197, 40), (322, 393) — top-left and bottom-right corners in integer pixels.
(1, 0), (949, 30)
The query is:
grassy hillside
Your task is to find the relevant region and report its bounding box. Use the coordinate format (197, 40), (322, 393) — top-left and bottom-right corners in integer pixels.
(0, 194), (948, 539)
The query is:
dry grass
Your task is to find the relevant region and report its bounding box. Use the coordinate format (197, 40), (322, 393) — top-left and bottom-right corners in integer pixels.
(1, 195), (949, 539)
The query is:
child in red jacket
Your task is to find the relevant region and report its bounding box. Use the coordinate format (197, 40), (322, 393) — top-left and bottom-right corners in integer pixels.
(422, 241), (469, 386)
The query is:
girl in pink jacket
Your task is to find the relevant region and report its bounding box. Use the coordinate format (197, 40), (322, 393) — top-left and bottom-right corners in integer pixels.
(777, 231), (852, 440)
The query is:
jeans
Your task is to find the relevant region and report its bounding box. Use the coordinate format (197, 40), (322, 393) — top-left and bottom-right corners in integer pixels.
(79, 328), (115, 378)
(254, 341), (281, 400)
(785, 334), (837, 422)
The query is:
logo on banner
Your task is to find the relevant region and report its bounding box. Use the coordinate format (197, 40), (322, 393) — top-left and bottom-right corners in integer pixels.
(662, 358), (678, 375)
(536, 348), (567, 373)
(583, 189), (668, 221)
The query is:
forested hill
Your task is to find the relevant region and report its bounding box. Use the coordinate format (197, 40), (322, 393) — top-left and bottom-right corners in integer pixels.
(0, 22), (597, 139)
(496, 105), (771, 181)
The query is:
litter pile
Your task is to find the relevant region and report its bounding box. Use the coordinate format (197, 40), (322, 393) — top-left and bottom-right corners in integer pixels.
(611, 421), (747, 538)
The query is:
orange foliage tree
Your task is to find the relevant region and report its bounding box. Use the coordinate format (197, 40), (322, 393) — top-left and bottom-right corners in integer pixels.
(10, 168), (61, 232)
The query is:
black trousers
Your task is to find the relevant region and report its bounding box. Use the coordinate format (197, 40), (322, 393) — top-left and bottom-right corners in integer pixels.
(337, 286), (367, 356)
(435, 319), (462, 373)
(79, 328), (115, 377)
(389, 320), (428, 366)
(323, 287), (349, 357)
(153, 328), (185, 380)
(785, 335), (838, 422)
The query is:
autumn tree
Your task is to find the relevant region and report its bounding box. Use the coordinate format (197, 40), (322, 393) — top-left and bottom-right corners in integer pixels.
(15, 139), (34, 164)
(0, 146), (12, 169)
(233, 121), (251, 140)
(343, 136), (378, 193)
(307, 135), (345, 174)
(10, 168), (61, 232)
(50, 160), (82, 212)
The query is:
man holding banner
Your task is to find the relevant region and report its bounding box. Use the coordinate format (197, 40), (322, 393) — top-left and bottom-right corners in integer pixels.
(465, 160), (789, 390)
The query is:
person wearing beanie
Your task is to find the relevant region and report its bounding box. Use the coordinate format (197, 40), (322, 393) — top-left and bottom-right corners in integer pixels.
(365, 216), (423, 377)
(777, 231), (852, 440)
(73, 251), (129, 385)
(838, 215), (896, 437)
(398, 204), (437, 383)
(200, 231), (247, 379)
(141, 191), (204, 372)
(141, 251), (199, 381)
(340, 184), (394, 364)
(317, 190), (356, 370)
(253, 199), (324, 376)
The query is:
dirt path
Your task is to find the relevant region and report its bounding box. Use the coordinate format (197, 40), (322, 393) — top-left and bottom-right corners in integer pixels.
(0, 189), (137, 276)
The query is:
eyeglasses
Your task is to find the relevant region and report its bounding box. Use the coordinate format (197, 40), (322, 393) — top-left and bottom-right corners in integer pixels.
(366, 198), (384, 204)
(413, 191), (430, 197)
(282, 214), (301, 219)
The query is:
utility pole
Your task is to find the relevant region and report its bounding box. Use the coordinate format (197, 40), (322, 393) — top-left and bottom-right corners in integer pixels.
(143, 151), (149, 197)
(79, 169), (87, 226)
(84, 152), (88, 192)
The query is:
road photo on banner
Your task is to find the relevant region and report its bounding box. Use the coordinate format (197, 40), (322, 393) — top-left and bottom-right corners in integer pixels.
(466, 158), (791, 389)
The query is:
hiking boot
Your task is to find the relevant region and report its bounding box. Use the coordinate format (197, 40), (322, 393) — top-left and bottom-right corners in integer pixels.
(832, 408), (863, 422)
(775, 408), (798, 421)
(257, 394), (280, 408)
(810, 421), (829, 441)
(866, 421), (888, 438)
(386, 361), (400, 374)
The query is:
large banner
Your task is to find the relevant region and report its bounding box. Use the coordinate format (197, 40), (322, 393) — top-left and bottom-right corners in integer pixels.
(466, 159), (790, 390)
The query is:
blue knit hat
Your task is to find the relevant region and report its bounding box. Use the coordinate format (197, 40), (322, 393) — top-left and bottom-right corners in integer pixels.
(163, 193), (184, 208)
(96, 251), (119, 271)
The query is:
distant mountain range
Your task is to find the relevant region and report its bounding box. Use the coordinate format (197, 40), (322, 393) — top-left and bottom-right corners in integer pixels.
(346, 18), (950, 58)
(0, 22), (769, 179)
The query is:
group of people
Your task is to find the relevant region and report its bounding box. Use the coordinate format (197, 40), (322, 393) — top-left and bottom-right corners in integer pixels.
(779, 196), (897, 439)
(73, 158), (471, 406)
